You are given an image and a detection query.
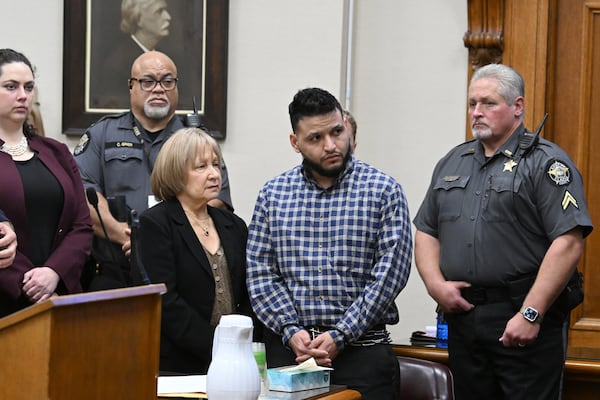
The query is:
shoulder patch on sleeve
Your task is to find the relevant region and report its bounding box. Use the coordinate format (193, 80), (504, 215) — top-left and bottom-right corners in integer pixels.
(73, 132), (90, 156)
(546, 159), (571, 186)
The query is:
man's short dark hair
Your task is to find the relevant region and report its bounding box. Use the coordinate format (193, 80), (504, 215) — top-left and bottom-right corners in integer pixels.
(288, 88), (343, 132)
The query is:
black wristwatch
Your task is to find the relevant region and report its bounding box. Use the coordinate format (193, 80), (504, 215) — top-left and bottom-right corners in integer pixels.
(520, 306), (543, 323)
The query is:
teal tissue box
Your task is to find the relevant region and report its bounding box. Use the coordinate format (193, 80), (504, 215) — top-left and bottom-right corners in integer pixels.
(267, 366), (331, 392)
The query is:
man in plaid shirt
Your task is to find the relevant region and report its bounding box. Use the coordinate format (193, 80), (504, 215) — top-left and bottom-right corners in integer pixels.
(246, 88), (412, 399)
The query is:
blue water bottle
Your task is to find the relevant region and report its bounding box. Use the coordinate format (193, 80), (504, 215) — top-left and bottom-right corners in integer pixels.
(436, 312), (448, 349)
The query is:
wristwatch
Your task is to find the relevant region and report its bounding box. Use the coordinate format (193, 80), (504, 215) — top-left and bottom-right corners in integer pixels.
(520, 306), (543, 323)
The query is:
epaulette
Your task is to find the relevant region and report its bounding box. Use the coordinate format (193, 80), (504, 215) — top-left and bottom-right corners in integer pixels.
(453, 137), (477, 156)
(85, 111), (130, 131)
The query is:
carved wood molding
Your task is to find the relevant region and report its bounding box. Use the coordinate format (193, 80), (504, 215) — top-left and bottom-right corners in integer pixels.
(463, 0), (505, 70)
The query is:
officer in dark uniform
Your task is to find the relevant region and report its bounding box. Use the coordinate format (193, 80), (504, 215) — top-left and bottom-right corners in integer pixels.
(75, 50), (232, 290)
(414, 64), (593, 400)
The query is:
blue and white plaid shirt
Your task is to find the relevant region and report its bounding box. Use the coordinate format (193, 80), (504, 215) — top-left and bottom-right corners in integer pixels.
(246, 155), (412, 347)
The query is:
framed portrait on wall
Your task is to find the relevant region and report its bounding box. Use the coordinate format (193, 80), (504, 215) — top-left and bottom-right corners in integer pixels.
(62, 0), (229, 139)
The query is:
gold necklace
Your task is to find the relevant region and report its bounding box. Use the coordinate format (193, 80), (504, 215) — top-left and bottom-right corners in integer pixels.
(1, 136), (28, 157)
(183, 209), (211, 236)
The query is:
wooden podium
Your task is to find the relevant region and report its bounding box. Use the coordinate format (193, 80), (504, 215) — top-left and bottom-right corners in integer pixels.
(0, 284), (166, 399)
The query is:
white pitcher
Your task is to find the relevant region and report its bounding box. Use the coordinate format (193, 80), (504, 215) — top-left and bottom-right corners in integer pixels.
(206, 314), (261, 400)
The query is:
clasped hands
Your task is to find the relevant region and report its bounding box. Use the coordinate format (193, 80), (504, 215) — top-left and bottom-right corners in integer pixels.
(22, 267), (59, 304)
(289, 329), (339, 367)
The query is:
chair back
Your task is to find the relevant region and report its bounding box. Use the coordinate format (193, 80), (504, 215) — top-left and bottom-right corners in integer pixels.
(397, 356), (455, 400)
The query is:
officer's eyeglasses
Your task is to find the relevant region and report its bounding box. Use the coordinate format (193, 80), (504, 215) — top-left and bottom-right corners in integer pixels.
(128, 77), (178, 91)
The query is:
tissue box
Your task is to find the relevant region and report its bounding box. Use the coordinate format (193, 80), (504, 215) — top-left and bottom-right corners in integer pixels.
(266, 386), (330, 399)
(267, 366), (331, 392)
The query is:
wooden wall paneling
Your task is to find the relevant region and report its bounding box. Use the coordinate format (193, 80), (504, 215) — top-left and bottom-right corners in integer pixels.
(463, 0), (504, 74)
(550, 0), (585, 157)
(463, 0), (505, 135)
(568, 2), (600, 353)
(463, 0), (551, 133)
(502, 0), (550, 132)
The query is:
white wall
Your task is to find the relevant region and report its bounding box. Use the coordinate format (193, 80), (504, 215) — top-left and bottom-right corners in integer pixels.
(349, 1), (468, 340)
(2, 0), (468, 342)
(6, 1), (64, 150)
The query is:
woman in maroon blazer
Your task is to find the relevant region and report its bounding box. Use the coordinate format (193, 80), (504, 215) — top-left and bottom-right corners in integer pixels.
(0, 49), (93, 317)
(139, 127), (258, 374)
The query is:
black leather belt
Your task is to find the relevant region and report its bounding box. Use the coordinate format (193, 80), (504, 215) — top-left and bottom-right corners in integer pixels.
(461, 286), (511, 305)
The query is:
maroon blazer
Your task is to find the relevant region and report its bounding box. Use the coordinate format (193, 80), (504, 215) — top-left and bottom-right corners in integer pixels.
(0, 135), (93, 301)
